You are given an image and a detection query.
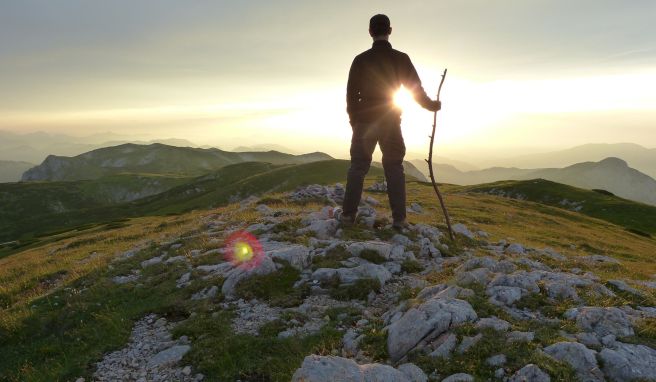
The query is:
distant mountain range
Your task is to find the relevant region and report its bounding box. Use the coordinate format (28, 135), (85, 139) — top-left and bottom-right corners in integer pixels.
(21, 143), (333, 181)
(0, 160), (34, 183)
(486, 143), (656, 178)
(429, 157), (656, 206)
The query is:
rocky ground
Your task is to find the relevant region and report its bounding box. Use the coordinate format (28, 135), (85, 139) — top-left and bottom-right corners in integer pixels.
(91, 182), (656, 381)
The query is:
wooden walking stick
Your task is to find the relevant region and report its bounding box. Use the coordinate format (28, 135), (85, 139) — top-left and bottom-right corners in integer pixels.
(425, 68), (455, 241)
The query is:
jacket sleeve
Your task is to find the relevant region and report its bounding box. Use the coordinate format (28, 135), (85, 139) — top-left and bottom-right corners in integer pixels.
(401, 54), (434, 111)
(346, 56), (361, 118)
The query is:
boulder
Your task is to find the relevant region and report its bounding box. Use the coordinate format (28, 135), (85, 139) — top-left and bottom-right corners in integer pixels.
(506, 243), (526, 255)
(442, 373), (474, 382)
(509, 364), (550, 382)
(544, 342), (604, 382)
(291, 355), (362, 382)
(488, 272), (540, 293)
(566, 307), (634, 338)
(487, 285), (524, 306)
(456, 268), (493, 286)
(291, 355), (421, 382)
(429, 332), (457, 359)
(486, 354), (507, 367)
(221, 256), (277, 297)
(147, 345), (190, 367)
(312, 263), (392, 286)
(457, 333), (482, 354)
(418, 237), (441, 258)
(347, 241), (393, 259)
(387, 298), (477, 361)
(268, 245), (311, 270)
(360, 363), (411, 382)
(599, 342), (656, 382)
(452, 223), (475, 239)
(298, 219), (339, 240)
(475, 316), (511, 332)
(141, 255), (165, 268)
(608, 280), (645, 298)
(397, 363), (428, 382)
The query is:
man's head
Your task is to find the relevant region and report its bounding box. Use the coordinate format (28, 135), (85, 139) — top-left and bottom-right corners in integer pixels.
(369, 14), (391, 40)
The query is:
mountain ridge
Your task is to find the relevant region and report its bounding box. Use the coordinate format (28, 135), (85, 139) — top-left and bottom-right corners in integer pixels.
(425, 156), (656, 206)
(21, 143), (333, 182)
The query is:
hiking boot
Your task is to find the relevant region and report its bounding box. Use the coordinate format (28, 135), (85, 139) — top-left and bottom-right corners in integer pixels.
(334, 207), (356, 227)
(392, 220), (410, 232)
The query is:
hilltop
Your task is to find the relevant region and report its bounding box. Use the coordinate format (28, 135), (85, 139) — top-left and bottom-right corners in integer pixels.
(1, 168), (655, 381)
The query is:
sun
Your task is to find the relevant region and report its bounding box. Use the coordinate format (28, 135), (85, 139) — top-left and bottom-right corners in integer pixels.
(393, 87), (414, 111)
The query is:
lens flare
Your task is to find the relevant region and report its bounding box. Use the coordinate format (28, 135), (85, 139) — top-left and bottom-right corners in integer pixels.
(224, 231), (263, 269)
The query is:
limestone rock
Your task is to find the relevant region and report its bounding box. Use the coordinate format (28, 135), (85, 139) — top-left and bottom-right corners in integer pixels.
(599, 342), (656, 382)
(486, 354), (507, 367)
(268, 245), (311, 270)
(429, 332), (457, 359)
(476, 316), (511, 332)
(544, 342), (604, 382)
(442, 373), (474, 382)
(397, 363), (427, 382)
(387, 298), (477, 361)
(312, 263), (392, 286)
(567, 307), (634, 338)
(291, 355), (421, 382)
(506, 243), (525, 255)
(452, 223), (474, 239)
(147, 345), (191, 367)
(347, 241), (393, 259)
(509, 364), (551, 382)
(291, 355), (362, 382)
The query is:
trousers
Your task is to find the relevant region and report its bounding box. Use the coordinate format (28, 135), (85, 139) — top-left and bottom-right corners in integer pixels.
(342, 116), (407, 223)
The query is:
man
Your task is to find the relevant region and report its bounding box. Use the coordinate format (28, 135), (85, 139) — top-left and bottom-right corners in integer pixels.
(338, 14), (441, 230)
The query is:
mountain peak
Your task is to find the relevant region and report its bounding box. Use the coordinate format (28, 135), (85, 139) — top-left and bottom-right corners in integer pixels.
(598, 157), (628, 167)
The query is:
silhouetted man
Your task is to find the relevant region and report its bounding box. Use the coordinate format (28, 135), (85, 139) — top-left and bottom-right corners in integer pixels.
(339, 14), (441, 230)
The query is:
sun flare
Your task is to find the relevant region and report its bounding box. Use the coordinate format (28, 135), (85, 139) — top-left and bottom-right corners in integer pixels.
(393, 87), (414, 111)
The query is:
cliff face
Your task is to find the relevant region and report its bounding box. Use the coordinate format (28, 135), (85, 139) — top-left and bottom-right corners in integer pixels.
(21, 155), (77, 181)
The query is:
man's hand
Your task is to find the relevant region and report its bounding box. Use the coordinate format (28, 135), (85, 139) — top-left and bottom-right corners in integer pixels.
(429, 100), (442, 112)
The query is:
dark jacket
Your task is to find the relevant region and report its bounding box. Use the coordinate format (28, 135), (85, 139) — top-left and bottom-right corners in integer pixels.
(346, 40), (435, 123)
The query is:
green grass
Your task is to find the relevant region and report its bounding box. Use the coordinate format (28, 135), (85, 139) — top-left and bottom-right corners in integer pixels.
(328, 278), (381, 301)
(0, 160), (384, 246)
(359, 320), (388, 361)
(234, 261), (309, 308)
(311, 245), (351, 270)
(411, 327), (578, 381)
(0, 246), (193, 381)
(464, 179), (656, 235)
(401, 259), (424, 273)
(359, 249), (386, 264)
(173, 311), (342, 381)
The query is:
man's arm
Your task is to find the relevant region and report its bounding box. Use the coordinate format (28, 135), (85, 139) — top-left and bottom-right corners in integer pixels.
(401, 54), (441, 112)
(346, 57), (361, 119)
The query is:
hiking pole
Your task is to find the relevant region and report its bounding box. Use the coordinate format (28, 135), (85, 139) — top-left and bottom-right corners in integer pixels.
(425, 68), (455, 241)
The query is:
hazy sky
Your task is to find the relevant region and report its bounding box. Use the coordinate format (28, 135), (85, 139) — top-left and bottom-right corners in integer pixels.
(1, 0), (655, 159)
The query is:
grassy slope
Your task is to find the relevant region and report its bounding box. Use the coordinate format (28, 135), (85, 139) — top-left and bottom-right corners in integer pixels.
(463, 178), (656, 235)
(0, 160), (382, 256)
(1, 176), (655, 380)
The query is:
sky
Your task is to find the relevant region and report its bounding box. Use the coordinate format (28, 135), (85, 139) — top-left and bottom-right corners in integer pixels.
(1, 0), (655, 160)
